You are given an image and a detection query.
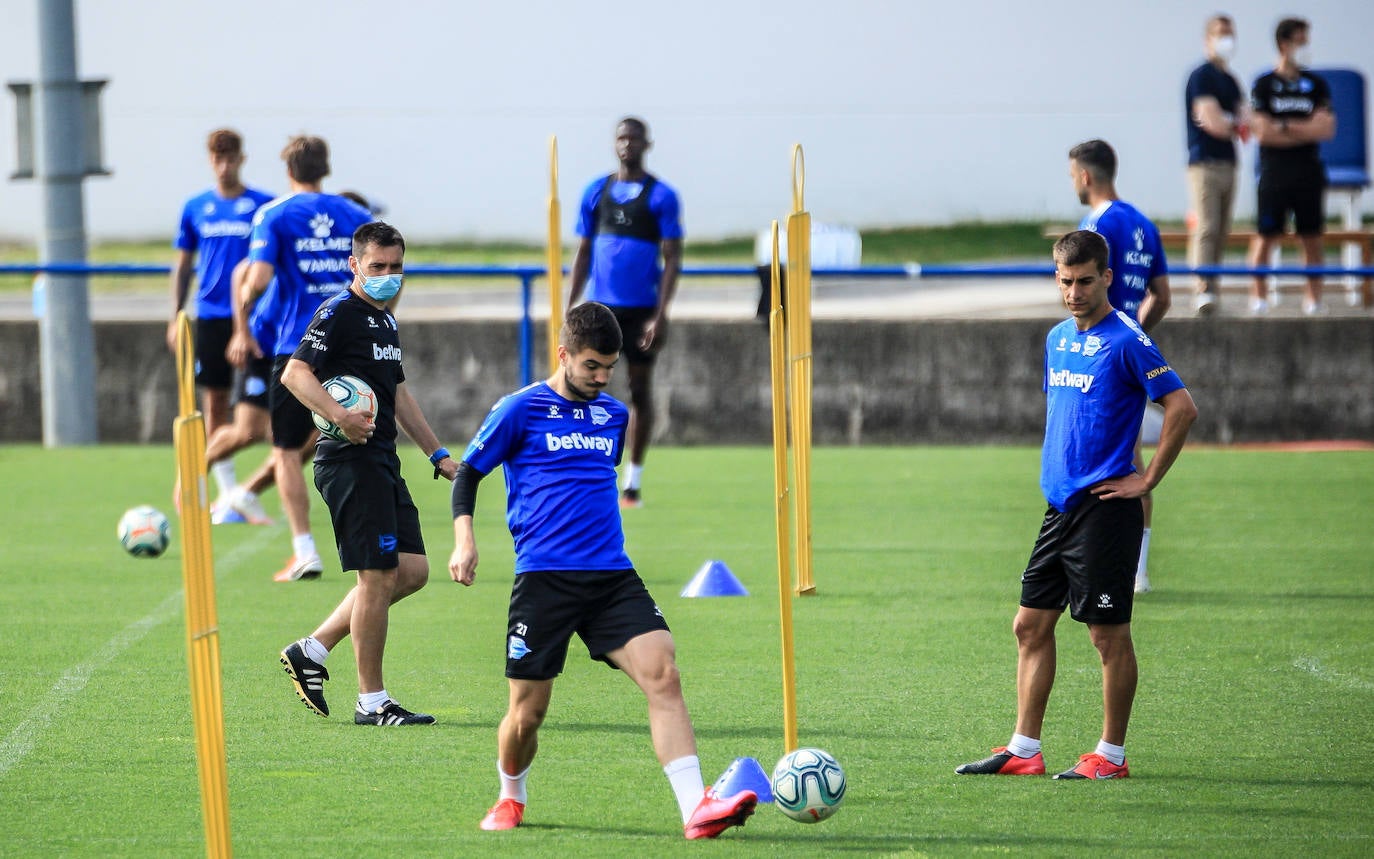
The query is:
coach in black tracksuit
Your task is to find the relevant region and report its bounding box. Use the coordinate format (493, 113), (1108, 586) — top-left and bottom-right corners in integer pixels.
(278, 221), (459, 727)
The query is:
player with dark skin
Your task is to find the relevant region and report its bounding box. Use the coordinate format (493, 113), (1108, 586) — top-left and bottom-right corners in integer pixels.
(567, 119), (682, 497)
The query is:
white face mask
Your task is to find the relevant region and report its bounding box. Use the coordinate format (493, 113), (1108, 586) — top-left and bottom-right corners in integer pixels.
(1212, 35), (1236, 63)
(1293, 44), (1312, 66)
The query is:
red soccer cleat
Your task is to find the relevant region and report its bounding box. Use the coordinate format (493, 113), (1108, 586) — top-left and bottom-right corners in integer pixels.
(684, 788), (757, 840)
(479, 798), (525, 831)
(1053, 752), (1129, 780)
(955, 746), (1047, 775)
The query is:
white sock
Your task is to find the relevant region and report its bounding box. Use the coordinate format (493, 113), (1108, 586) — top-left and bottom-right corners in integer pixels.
(210, 460), (237, 497)
(1137, 528), (1152, 576)
(358, 689), (390, 712)
(622, 463), (643, 491)
(301, 636), (329, 664)
(498, 761), (531, 803)
(664, 755), (704, 824)
(1007, 733), (1041, 758)
(292, 533), (317, 560)
(1095, 740), (1126, 766)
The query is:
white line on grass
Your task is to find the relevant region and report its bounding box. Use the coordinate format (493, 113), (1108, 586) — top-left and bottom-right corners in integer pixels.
(0, 527), (278, 779)
(1293, 655), (1374, 691)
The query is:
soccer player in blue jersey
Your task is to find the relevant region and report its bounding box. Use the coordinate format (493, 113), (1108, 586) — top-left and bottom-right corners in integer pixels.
(169, 128), (275, 511)
(567, 117), (683, 509)
(446, 302), (757, 839)
(1071, 139), (1172, 593)
(957, 231), (1196, 781)
(278, 221), (456, 726)
(229, 135), (372, 582)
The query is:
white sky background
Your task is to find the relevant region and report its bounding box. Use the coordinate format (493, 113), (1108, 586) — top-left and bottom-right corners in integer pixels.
(0, 0), (1369, 244)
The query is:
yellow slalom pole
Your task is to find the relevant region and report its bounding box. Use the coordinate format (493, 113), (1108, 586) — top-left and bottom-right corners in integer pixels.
(785, 144), (816, 595)
(547, 135), (564, 374)
(768, 221), (800, 754)
(175, 311), (196, 419)
(173, 317), (232, 859)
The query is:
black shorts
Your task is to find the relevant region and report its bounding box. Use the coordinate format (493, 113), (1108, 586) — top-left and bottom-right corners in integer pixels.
(231, 354), (274, 410)
(314, 453), (424, 572)
(1257, 163), (1326, 237)
(269, 356), (317, 449)
(606, 305), (660, 365)
(1020, 494), (1143, 625)
(195, 317), (234, 389)
(504, 569), (670, 680)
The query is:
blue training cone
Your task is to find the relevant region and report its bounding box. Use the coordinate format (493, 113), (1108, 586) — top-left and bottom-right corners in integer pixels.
(680, 560), (749, 597)
(711, 756), (774, 803)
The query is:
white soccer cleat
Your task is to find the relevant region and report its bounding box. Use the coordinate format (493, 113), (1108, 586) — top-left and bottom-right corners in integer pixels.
(227, 486), (274, 526)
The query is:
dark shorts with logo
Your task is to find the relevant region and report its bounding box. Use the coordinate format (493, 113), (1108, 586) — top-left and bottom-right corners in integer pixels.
(231, 354), (275, 410)
(606, 305), (660, 365)
(504, 569), (670, 680)
(1257, 162), (1326, 237)
(269, 356), (317, 449)
(195, 317), (234, 389)
(1020, 493), (1142, 625)
(314, 452), (424, 572)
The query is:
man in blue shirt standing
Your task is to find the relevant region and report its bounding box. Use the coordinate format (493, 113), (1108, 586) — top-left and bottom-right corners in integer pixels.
(956, 231), (1196, 781)
(446, 302), (756, 839)
(1184, 13), (1248, 316)
(567, 117), (683, 509)
(229, 135), (371, 582)
(1071, 138), (1172, 593)
(169, 128), (275, 514)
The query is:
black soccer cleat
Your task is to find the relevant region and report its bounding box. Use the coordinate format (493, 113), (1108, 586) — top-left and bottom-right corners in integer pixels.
(354, 699), (436, 726)
(955, 747), (1046, 775)
(280, 641), (330, 717)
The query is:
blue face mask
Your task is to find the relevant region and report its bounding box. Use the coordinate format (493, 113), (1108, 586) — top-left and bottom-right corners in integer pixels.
(361, 273), (403, 302)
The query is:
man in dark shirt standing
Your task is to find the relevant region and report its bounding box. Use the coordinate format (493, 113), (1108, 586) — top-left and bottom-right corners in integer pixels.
(1184, 14), (1247, 316)
(278, 221), (458, 726)
(1247, 16), (1337, 316)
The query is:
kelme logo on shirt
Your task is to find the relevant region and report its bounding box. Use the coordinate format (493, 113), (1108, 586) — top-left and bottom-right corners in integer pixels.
(1048, 369), (1095, 393)
(309, 212), (334, 238)
(545, 432), (615, 456)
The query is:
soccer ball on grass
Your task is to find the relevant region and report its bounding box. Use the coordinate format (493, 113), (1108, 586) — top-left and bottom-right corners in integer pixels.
(311, 375), (378, 442)
(771, 747), (846, 823)
(118, 506), (171, 558)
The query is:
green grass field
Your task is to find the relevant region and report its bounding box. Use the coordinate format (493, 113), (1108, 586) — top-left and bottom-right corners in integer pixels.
(1, 444), (1371, 857)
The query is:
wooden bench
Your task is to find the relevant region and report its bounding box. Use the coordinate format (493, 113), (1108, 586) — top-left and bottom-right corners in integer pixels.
(1042, 226), (1373, 307)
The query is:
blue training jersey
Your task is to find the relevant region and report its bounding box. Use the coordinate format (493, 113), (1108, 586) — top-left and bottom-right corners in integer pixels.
(1041, 310), (1185, 512)
(462, 382), (631, 574)
(174, 186), (276, 319)
(575, 176), (683, 308)
(248, 192), (371, 355)
(1079, 201), (1168, 321)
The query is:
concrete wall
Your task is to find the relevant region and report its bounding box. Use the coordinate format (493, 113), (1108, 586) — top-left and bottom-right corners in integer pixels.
(1, 318), (1371, 445)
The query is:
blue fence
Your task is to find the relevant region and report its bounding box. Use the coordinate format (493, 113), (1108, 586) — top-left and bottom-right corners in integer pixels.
(4, 261), (1371, 384)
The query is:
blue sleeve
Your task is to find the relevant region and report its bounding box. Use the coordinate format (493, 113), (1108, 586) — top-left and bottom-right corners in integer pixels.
(463, 393), (523, 474)
(248, 207), (278, 265)
(174, 201), (197, 252)
(1123, 334), (1185, 402)
(654, 184), (684, 240)
(575, 179), (602, 238)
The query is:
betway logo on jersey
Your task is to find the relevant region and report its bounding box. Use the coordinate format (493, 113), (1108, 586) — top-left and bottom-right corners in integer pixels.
(545, 432), (615, 456)
(373, 343), (401, 361)
(200, 220), (252, 239)
(1271, 96), (1314, 113)
(1049, 369), (1095, 392)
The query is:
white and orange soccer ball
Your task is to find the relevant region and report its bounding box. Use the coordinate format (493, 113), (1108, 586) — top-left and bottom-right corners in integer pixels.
(771, 747), (846, 823)
(118, 506), (171, 558)
(311, 375), (378, 442)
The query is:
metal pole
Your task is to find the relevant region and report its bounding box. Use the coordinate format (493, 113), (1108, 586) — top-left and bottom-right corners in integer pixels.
(35, 0), (98, 445)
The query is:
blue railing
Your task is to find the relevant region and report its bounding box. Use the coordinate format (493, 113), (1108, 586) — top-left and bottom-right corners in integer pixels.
(4, 262), (1371, 384)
